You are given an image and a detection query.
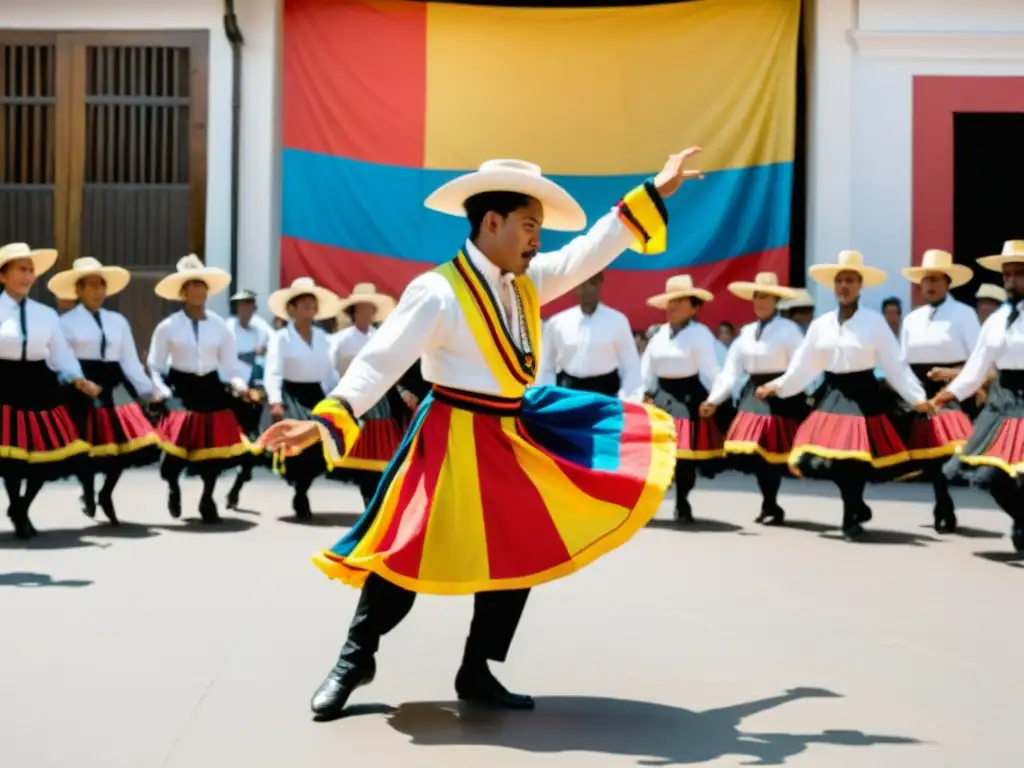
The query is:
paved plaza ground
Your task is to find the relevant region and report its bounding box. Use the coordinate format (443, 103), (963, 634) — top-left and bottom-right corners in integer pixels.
(2, 469), (1021, 767)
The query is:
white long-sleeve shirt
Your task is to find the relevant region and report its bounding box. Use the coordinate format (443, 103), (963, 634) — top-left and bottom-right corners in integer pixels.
(536, 303), (642, 400)
(146, 309), (247, 399)
(900, 296), (981, 365)
(707, 315), (804, 405)
(769, 306), (927, 406)
(641, 321), (721, 394)
(328, 207), (639, 418)
(226, 315), (273, 383)
(332, 325), (374, 378)
(59, 303), (153, 396)
(948, 301), (1024, 400)
(0, 291), (83, 380)
(264, 323), (333, 405)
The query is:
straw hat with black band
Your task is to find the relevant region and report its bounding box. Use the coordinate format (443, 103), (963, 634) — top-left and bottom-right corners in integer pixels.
(47, 257), (131, 301)
(268, 277), (343, 322)
(977, 240), (1024, 272)
(337, 282), (397, 322)
(808, 250), (887, 288)
(154, 254), (231, 301)
(727, 272), (796, 302)
(779, 288), (815, 311)
(900, 249), (973, 288)
(646, 275), (713, 309)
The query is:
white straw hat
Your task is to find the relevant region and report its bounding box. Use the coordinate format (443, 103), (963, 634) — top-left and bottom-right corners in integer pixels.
(47, 257), (131, 301)
(975, 283), (1007, 303)
(779, 288), (815, 311)
(154, 255), (231, 301)
(977, 240), (1024, 272)
(0, 242), (58, 276)
(727, 272), (796, 301)
(336, 282), (397, 322)
(424, 159), (586, 232)
(900, 249), (972, 288)
(646, 275), (713, 309)
(808, 250), (887, 289)
(268, 277), (343, 321)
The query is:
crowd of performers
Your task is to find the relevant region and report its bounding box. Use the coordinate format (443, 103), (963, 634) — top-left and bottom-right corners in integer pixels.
(0, 246), (420, 540)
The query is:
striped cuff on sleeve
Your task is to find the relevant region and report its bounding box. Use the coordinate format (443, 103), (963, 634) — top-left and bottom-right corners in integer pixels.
(617, 181), (668, 255)
(311, 397), (362, 468)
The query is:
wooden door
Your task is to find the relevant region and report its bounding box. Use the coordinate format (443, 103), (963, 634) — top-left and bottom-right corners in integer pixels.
(0, 30), (208, 354)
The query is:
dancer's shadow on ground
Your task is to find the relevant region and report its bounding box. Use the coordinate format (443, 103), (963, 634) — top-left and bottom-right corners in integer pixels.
(782, 520), (938, 547)
(150, 517), (258, 534)
(374, 687), (919, 765)
(973, 550), (1024, 568)
(277, 512), (364, 528)
(647, 519), (747, 535)
(0, 522), (159, 550)
(0, 571), (93, 587)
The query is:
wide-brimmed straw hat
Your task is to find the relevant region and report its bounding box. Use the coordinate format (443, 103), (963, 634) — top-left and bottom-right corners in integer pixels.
(47, 257), (131, 301)
(0, 242), (58, 276)
(975, 283), (1007, 303)
(336, 282), (397, 322)
(229, 289), (258, 303)
(727, 272), (796, 301)
(900, 249), (973, 288)
(424, 159), (586, 232)
(646, 275), (714, 309)
(808, 250), (887, 289)
(779, 288), (815, 311)
(977, 240), (1024, 272)
(154, 254), (231, 301)
(268, 277), (343, 321)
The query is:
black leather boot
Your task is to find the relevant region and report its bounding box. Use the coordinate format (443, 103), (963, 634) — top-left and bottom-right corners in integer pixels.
(455, 662), (534, 710)
(310, 658), (376, 720)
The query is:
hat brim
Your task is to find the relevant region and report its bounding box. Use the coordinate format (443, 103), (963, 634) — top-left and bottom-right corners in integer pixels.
(337, 293), (397, 322)
(900, 264), (973, 288)
(0, 249), (58, 277)
(808, 264), (887, 289)
(155, 268), (232, 301)
(727, 282), (796, 301)
(646, 288), (714, 309)
(47, 266), (131, 301)
(424, 170), (586, 232)
(268, 285), (343, 321)
(977, 254), (1024, 272)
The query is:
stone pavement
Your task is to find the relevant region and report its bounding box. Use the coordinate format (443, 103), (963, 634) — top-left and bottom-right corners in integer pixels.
(2, 469), (1021, 767)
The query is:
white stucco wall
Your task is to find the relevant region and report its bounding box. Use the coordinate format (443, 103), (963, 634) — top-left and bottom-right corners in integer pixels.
(807, 0), (1024, 314)
(2, 0), (281, 318)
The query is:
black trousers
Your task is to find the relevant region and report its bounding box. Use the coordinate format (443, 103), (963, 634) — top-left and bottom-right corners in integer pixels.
(336, 572), (530, 670)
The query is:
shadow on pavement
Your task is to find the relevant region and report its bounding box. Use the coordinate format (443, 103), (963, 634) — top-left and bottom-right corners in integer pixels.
(378, 687), (920, 765)
(0, 522), (160, 550)
(0, 571), (93, 587)
(647, 519), (746, 534)
(277, 512), (364, 528)
(973, 551), (1024, 569)
(150, 517), (258, 534)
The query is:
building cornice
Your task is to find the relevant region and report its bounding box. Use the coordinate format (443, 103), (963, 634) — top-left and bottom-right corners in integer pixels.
(849, 30), (1024, 60)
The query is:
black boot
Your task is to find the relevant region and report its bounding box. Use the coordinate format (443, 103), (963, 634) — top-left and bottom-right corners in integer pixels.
(97, 488), (119, 525)
(755, 503), (785, 526)
(8, 500), (33, 540)
(293, 492), (312, 521)
(1011, 522), (1024, 552)
(167, 482), (182, 519)
(933, 502), (957, 534)
(80, 493), (97, 519)
(199, 495), (221, 524)
(454, 661), (534, 710)
(226, 472), (246, 510)
(310, 658), (376, 719)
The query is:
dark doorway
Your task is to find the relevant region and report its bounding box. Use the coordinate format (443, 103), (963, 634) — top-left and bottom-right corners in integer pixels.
(953, 112), (1024, 302)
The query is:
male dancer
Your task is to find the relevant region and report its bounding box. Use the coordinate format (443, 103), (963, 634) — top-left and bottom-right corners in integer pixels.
(536, 270), (642, 398)
(261, 148), (703, 719)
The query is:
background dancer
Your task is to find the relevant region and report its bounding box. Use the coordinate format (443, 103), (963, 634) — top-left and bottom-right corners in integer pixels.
(0, 243), (100, 539)
(225, 289), (273, 510)
(260, 278), (341, 520)
(260, 150), (699, 719)
(49, 258), (165, 525)
(757, 251), (932, 540)
(147, 255), (254, 524)
(937, 241), (1024, 550)
(536, 270), (642, 398)
(642, 275), (732, 524)
(701, 273), (805, 525)
(898, 250), (979, 532)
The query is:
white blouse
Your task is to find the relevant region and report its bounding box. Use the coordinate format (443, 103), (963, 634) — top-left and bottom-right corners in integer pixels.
(707, 315), (804, 405)
(641, 321), (721, 394)
(146, 309), (247, 399)
(536, 303), (643, 400)
(0, 291), (82, 379)
(227, 315), (273, 383)
(900, 296), (981, 365)
(769, 306), (927, 406)
(264, 323), (334, 405)
(948, 301), (1024, 400)
(59, 303), (152, 396)
(328, 207), (637, 417)
(332, 325), (374, 378)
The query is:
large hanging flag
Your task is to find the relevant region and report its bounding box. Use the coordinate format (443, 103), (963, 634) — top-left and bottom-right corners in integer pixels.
(282, 0), (799, 329)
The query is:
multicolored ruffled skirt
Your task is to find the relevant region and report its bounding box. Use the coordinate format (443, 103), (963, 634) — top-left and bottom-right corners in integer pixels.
(67, 360), (166, 470)
(788, 369), (914, 482)
(905, 362), (973, 464)
(0, 359), (90, 480)
(311, 384), (676, 595)
(651, 375), (733, 475)
(945, 369), (1024, 490)
(154, 369), (252, 474)
(724, 372), (808, 473)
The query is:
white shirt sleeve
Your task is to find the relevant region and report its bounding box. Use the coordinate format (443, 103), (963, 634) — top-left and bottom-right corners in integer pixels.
(696, 328), (721, 392)
(640, 343), (657, 396)
(146, 320), (172, 399)
(116, 315), (153, 397)
(875, 317), (927, 405)
(46, 313), (84, 382)
(217, 323), (248, 392)
(948, 313), (1003, 401)
(614, 316), (643, 401)
(707, 337), (744, 406)
(535, 320), (558, 387)
(771, 322), (822, 399)
(264, 329), (285, 405)
(329, 274), (448, 418)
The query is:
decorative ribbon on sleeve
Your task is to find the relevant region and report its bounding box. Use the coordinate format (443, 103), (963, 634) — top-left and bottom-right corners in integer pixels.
(311, 397), (362, 468)
(617, 181), (669, 255)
